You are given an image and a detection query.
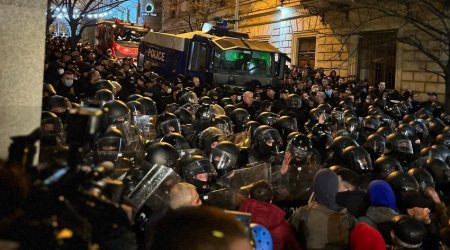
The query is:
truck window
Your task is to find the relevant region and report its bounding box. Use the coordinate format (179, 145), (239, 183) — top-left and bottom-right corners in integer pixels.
(213, 49), (273, 77)
(188, 42), (207, 71)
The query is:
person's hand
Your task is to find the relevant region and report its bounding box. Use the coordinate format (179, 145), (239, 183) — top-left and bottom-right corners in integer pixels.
(424, 186), (441, 204)
(281, 151), (292, 175)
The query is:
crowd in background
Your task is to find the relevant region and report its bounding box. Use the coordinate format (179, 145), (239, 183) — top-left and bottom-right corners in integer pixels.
(0, 35), (450, 250)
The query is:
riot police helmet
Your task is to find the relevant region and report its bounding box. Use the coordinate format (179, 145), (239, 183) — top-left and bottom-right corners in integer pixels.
(209, 141), (240, 176)
(253, 125), (284, 155)
(96, 126), (127, 163)
(341, 146), (373, 173)
(385, 133), (414, 154)
(136, 97), (158, 115)
(276, 116), (298, 138)
(230, 108), (251, 133)
(385, 171), (420, 194)
(374, 156), (403, 179)
(286, 94), (302, 109)
(126, 94), (143, 102)
(178, 155), (217, 193)
(407, 168), (435, 190)
(94, 89), (115, 105)
(103, 100), (130, 124)
(197, 127), (226, 154)
(257, 112), (280, 126)
(144, 142), (179, 169)
(156, 112), (181, 136)
(160, 133), (190, 150)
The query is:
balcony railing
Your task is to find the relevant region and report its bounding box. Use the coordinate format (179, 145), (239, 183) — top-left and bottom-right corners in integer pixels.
(300, 0), (354, 8)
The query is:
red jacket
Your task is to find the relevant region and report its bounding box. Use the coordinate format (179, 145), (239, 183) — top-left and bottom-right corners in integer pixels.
(239, 198), (302, 250)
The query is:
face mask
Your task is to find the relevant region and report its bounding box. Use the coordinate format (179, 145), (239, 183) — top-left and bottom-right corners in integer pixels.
(325, 89), (332, 97)
(166, 88), (172, 94)
(63, 79), (74, 87)
(58, 68), (64, 75)
(237, 96), (242, 101)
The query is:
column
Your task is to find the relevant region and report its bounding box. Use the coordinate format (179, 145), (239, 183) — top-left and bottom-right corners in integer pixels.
(0, 0), (47, 159)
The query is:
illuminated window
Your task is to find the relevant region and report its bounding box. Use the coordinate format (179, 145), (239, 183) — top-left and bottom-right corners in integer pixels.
(297, 37), (316, 68)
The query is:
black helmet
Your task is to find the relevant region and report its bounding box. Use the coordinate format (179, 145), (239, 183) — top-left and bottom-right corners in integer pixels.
(224, 104), (237, 117)
(435, 133), (450, 148)
(385, 133), (413, 154)
(40, 111), (64, 145)
(440, 113), (450, 125)
(395, 124), (415, 139)
(325, 136), (359, 164)
(144, 142), (179, 169)
(160, 133), (190, 150)
(174, 108), (194, 125)
(276, 116), (298, 138)
(409, 120), (428, 139)
(363, 115), (381, 131)
(253, 125), (284, 155)
(156, 113), (181, 136)
(309, 108), (322, 123)
(245, 121), (261, 135)
(199, 96), (213, 105)
(136, 97), (158, 115)
(94, 89), (115, 105)
(178, 155), (217, 193)
(48, 95), (71, 110)
(230, 108), (251, 133)
(364, 134), (386, 159)
(391, 215), (427, 247)
(402, 114), (417, 124)
(309, 123), (333, 148)
(427, 117), (445, 136)
(431, 144), (450, 164)
(376, 113), (393, 127)
(374, 156), (403, 178)
(345, 117), (360, 134)
(127, 94), (143, 102)
(197, 127), (226, 154)
(96, 126), (127, 163)
(425, 158), (450, 185)
(317, 103), (332, 114)
(286, 133), (313, 163)
(103, 100), (130, 124)
(407, 168), (435, 189)
(339, 100), (353, 110)
(164, 103), (180, 114)
(195, 104), (215, 127)
(385, 171), (420, 194)
(220, 97), (234, 107)
(211, 115), (234, 137)
(377, 126), (395, 138)
(209, 141), (240, 176)
(286, 94), (302, 108)
(127, 100), (145, 116)
(257, 112), (280, 126)
(95, 79), (115, 92)
(341, 146), (373, 173)
(179, 91), (199, 105)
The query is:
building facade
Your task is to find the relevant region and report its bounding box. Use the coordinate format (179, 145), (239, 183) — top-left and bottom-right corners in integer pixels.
(161, 0), (448, 101)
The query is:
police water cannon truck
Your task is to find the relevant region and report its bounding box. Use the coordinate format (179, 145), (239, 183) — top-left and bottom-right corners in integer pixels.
(137, 26), (289, 88)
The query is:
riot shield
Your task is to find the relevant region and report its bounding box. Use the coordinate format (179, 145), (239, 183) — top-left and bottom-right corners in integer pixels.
(271, 159), (322, 205)
(134, 115), (158, 142)
(126, 163), (181, 211)
(202, 162), (271, 209)
(201, 188), (248, 210)
(217, 162), (271, 190)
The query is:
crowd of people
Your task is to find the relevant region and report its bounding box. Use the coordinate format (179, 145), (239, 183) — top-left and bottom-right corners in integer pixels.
(1, 35), (450, 250)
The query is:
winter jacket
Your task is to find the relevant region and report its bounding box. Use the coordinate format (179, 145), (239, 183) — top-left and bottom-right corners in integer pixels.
(239, 198), (302, 250)
(358, 206), (398, 229)
(289, 202), (356, 250)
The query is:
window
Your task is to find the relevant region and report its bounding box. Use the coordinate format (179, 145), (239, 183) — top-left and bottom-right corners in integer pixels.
(358, 31), (397, 88)
(297, 37), (316, 68)
(188, 42), (207, 71)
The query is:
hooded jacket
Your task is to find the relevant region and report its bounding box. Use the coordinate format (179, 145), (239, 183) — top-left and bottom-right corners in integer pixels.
(239, 198), (302, 250)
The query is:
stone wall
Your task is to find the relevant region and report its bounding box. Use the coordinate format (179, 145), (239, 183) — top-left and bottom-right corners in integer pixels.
(0, 0), (47, 159)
